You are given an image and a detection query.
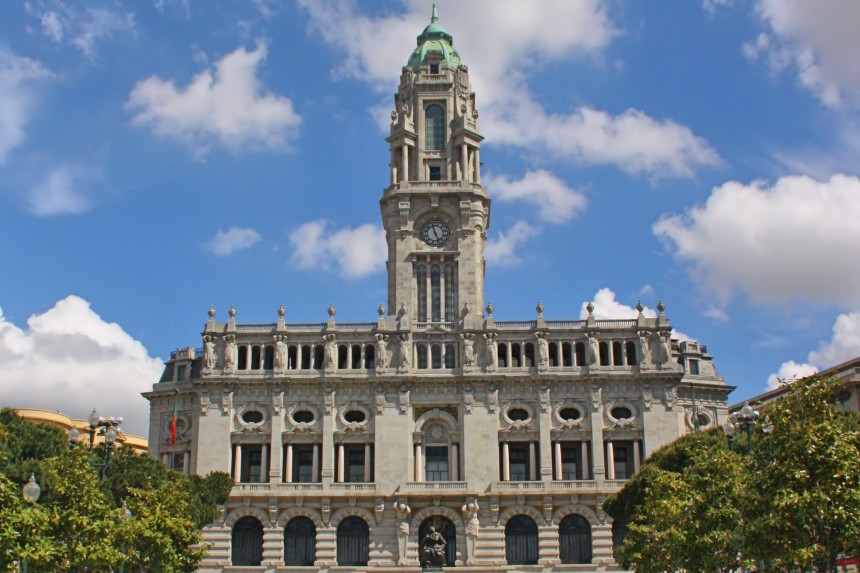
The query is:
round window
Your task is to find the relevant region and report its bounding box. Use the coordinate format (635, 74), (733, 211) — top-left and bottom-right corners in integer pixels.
(611, 406), (632, 420)
(344, 410), (366, 424)
(694, 412), (710, 427)
(508, 408), (529, 421)
(293, 410), (314, 424)
(241, 410), (264, 424)
(559, 407), (581, 422)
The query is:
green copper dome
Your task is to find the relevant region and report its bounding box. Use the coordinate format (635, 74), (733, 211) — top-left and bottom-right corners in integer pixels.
(407, 4), (462, 70)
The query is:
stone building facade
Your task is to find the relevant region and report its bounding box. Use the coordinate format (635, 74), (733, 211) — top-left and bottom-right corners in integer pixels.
(145, 8), (731, 571)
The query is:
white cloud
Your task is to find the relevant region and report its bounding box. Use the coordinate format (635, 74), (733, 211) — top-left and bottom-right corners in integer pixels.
(127, 42), (301, 157)
(27, 2), (135, 60)
(206, 227), (262, 256)
(0, 296), (163, 436)
(767, 359), (818, 390)
(297, 0), (719, 179)
(484, 170), (586, 223)
(27, 165), (101, 216)
(484, 221), (540, 267)
(0, 49), (51, 163)
(654, 174), (860, 307)
(579, 287), (656, 320)
(745, 0), (860, 108)
(288, 220), (386, 279)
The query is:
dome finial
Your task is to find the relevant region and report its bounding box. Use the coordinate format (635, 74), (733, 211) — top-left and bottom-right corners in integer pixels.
(431, 3), (438, 23)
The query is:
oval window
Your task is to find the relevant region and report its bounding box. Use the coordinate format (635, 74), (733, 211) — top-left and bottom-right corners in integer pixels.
(695, 412), (710, 427)
(344, 410), (366, 424)
(293, 410), (315, 424)
(559, 407), (581, 422)
(611, 406), (632, 420)
(508, 408), (529, 421)
(241, 410), (264, 424)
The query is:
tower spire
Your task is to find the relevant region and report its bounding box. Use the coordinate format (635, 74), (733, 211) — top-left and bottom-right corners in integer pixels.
(431, 3), (438, 23)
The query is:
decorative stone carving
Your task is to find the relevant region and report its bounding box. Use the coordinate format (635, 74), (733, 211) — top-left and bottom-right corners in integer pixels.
(637, 330), (652, 369)
(462, 498), (480, 563)
(203, 335), (217, 372)
(536, 331), (549, 371)
(590, 383), (602, 411)
(199, 392), (211, 414)
(665, 383), (676, 411)
(272, 391), (284, 415)
(222, 335), (236, 373)
(398, 333), (411, 373)
(220, 390), (233, 416)
(398, 387), (410, 414)
(375, 388), (386, 414)
(321, 499), (331, 527)
(659, 331), (673, 366)
(643, 381), (653, 411)
(463, 386), (475, 413)
(375, 333), (389, 370)
(489, 497), (500, 525)
(487, 387), (499, 413)
(374, 498), (385, 525)
(395, 500), (411, 565)
(586, 332), (599, 367)
(323, 389), (336, 416)
(539, 386), (551, 412)
(461, 333), (476, 367)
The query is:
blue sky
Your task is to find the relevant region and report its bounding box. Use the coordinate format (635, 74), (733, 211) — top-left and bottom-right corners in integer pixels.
(2, 0), (860, 437)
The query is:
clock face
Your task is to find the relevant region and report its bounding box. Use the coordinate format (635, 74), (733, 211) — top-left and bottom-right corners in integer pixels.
(420, 220), (450, 247)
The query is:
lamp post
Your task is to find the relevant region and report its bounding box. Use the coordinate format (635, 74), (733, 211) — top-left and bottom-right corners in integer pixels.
(68, 408), (123, 478)
(20, 474), (41, 573)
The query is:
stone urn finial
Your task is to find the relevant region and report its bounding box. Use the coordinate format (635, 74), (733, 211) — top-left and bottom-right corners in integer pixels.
(486, 303), (494, 317)
(657, 300), (666, 314)
(228, 305), (236, 318)
(208, 305), (216, 319)
(636, 300), (644, 315)
(378, 304), (385, 317)
(586, 301), (594, 316)
(328, 304), (336, 317)
(536, 301), (544, 316)
(278, 304), (285, 318)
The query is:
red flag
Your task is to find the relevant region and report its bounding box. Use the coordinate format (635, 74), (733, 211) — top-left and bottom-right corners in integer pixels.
(169, 398), (178, 446)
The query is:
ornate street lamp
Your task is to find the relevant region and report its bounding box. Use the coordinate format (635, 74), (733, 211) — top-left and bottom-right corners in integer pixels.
(68, 408), (124, 478)
(724, 401), (760, 455)
(20, 474), (41, 573)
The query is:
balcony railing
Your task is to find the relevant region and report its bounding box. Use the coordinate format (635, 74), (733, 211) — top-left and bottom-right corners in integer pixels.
(401, 481), (469, 492)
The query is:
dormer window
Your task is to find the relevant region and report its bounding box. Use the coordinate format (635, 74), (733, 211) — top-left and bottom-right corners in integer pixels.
(429, 63), (439, 74)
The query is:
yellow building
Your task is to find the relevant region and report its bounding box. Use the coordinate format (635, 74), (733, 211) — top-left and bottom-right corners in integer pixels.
(12, 407), (148, 454)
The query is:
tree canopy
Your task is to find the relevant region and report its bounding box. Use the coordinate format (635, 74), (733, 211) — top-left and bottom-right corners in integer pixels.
(0, 409), (232, 572)
(605, 375), (860, 573)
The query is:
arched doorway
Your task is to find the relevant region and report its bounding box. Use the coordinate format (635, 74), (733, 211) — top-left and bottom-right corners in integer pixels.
(284, 516), (316, 566)
(505, 515), (539, 565)
(337, 516), (369, 566)
(559, 514), (592, 564)
(418, 516), (457, 567)
(231, 516), (263, 566)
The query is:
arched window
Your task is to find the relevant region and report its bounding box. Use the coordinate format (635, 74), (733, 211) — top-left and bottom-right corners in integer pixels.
(313, 345), (324, 369)
(559, 514), (592, 564)
(417, 266), (427, 322)
(431, 344), (442, 369)
(444, 265), (455, 322)
(444, 343), (456, 368)
(338, 345), (348, 369)
(574, 342), (586, 366)
(625, 341), (637, 365)
(237, 346), (248, 370)
(431, 265), (441, 322)
(505, 515), (539, 565)
(498, 344), (508, 367)
(425, 104), (445, 150)
(251, 345), (261, 369)
(288, 345), (298, 370)
(301, 345), (311, 369)
(612, 341), (623, 366)
(351, 344), (362, 369)
(263, 345), (274, 370)
(232, 516), (263, 566)
(337, 517), (369, 566)
(562, 342), (573, 366)
(511, 343), (522, 367)
(524, 343), (535, 367)
(549, 342), (559, 366)
(364, 345), (376, 369)
(418, 516), (457, 567)
(599, 342), (610, 366)
(284, 516), (316, 566)
(417, 343), (428, 369)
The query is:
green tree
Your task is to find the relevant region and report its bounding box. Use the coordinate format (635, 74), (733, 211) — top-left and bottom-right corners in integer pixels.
(0, 474), (55, 572)
(0, 409), (68, 485)
(744, 375), (860, 572)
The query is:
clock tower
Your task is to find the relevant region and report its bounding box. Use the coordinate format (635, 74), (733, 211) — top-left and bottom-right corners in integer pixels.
(380, 5), (488, 329)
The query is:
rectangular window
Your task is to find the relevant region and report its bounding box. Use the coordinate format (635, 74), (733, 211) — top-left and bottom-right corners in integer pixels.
(429, 166), (442, 181)
(444, 266), (455, 322)
(613, 442), (633, 480)
(293, 446), (317, 483)
(241, 445), (263, 483)
(688, 359), (700, 375)
(509, 444), (529, 481)
(417, 266), (427, 322)
(346, 446), (367, 483)
(425, 446), (449, 481)
(170, 452), (185, 473)
(176, 365), (187, 381)
(429, 63), (439, 74)
(560, 444), (578, 480)
(431, 265), (441, 322)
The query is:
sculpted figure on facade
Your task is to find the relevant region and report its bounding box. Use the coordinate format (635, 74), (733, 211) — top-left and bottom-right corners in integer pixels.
(658, 332), (672, 366)
(203, 335), (217, 372)
(420, 526), (447, 568)
(462, 498), (480, 562)
(637, 330), (652, 368)
(323, 334), (337, 372)
(461, 333), (476, 367)
(394, 501), (411, 565)
(483, 332), (497, 370)
(536, 332), (549, 370)
(398, 333), (411, 373)
(274, 335), (287, 371)
(587, 332), (600, 367)
(375, 333), (389, 370)
(222, 335), (236, 373)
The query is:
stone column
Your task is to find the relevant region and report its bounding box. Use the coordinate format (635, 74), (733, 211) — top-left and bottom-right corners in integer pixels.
(269, 415), (282, 484)
(312, 444), (320, 482)
(401, 145), (409, 182)
(590, 403), (605, 482)
(285, 445), (293, 483)
(633, 440), (641, 474)
(474, 148), (480, 183)
(322, 402), (334, 484)
(502, 442), (510, 481)
(461, 143), (468, 181)
(592, 521), (614, 565)
(260, 444), (268, 482)
(539, 405), (552, 481)
(415, 443), (424, 482)
(337, 444), (345, 483)
(581, 442), (590, 480)
(364, 444), (372, 482)
(606, 441), (615, 480)
(538, 524), (561, 566)
(450, 444), (459, 481)
(233, 445), (242, 483)
(183, 451), (190, 475)
(529, 442), (537, 481)
(554, 442), (563, 480)
(262, 525), (282, 566)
